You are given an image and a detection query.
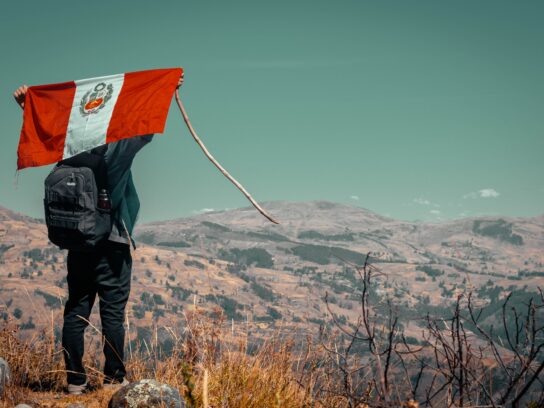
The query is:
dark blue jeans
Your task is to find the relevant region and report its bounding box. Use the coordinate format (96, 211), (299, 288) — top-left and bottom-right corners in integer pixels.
(62, 241), (132, 385)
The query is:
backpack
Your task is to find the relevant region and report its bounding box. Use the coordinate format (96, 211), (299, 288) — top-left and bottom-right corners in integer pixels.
(44, 145), (112, 251)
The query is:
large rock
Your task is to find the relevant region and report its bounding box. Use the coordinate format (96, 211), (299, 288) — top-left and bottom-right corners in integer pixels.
(108, 379), (185, 408)
(0, 357), (10, 395)
(15, 405), (33, 408)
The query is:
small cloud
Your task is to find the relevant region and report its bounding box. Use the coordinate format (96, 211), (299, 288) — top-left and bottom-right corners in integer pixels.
(463, 188), (500, 199)
(479, 188), (500, 198)
(430, 209), (441, 215)
(192, 208), (215, 214)
(413, 197), (440, 207)
(350, 195), (360, 201)
(414, 198), (431, 205)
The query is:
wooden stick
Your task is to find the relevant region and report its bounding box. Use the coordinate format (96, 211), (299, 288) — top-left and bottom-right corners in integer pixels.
(174, 89), (279, 224)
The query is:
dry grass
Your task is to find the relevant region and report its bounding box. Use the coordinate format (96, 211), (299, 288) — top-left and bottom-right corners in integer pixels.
(0, 322), (65, 393)
(4, 294), (541, 407)
(0, 308), (320, 408)
(0, 305), (423, 408)
(201, 342), (304, 407)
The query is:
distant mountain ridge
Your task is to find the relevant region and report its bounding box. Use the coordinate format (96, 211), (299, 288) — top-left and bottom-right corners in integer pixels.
(1, 200), (542, 228)
(1, 200), (543, 344)
(134, 200), (544, 270)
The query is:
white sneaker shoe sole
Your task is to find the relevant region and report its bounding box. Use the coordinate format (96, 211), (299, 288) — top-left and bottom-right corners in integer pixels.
(67, 382), (88, 395)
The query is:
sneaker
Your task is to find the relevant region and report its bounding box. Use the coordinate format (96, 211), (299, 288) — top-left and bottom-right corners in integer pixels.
(67, 382), (89, 395)
(103, 378), (129, 390)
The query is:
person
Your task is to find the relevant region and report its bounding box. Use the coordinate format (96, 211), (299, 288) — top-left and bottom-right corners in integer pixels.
(13, 73), (184, 394)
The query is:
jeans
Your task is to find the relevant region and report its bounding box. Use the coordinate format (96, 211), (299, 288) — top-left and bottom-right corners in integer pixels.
(62, 241), (132, 385)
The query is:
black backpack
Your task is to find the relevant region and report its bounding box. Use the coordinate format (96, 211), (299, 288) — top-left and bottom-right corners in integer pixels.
(44, 145), (112, 251)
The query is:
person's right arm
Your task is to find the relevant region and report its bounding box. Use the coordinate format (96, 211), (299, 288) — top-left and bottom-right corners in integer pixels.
(104, 134), (154, 189)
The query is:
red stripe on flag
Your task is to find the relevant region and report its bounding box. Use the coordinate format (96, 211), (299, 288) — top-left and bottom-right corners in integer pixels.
(17, 81), (76, 169)
(106, 68), (182, 143)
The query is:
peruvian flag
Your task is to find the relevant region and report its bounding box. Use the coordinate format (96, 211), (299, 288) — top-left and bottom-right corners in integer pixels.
(17, 67), (183, 170)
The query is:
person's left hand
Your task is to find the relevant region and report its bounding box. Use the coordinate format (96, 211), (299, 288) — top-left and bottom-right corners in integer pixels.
(13, 85), (28, 110)
(177, 72), (184, 89)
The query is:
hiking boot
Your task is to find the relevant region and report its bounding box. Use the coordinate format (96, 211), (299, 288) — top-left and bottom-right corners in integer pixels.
(67, 382), (89, 395)
(103, 378), (129, 390)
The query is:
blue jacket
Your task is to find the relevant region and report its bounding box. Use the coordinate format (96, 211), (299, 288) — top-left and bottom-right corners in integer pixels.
(105, 134), (153, 246)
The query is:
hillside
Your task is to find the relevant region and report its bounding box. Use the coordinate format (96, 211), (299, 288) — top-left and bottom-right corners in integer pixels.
(1, 201), (543, 345)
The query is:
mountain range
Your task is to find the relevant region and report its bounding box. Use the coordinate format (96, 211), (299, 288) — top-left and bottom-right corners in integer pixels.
(1, 201), (543, 343)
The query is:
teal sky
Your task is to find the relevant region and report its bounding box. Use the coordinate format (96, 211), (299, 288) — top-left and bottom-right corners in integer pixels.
(1, 0), (543, 223)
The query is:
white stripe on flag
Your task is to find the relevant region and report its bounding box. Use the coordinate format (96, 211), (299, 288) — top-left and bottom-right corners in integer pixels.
(63, 73), (125, 159)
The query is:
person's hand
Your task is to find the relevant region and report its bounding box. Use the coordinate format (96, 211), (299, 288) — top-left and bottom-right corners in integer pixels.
(13, 85), (28, 110)
(177, 72), (184, 89)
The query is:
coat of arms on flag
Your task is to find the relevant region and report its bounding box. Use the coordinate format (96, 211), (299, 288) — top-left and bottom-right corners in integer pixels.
(80, 82), (114, 116)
